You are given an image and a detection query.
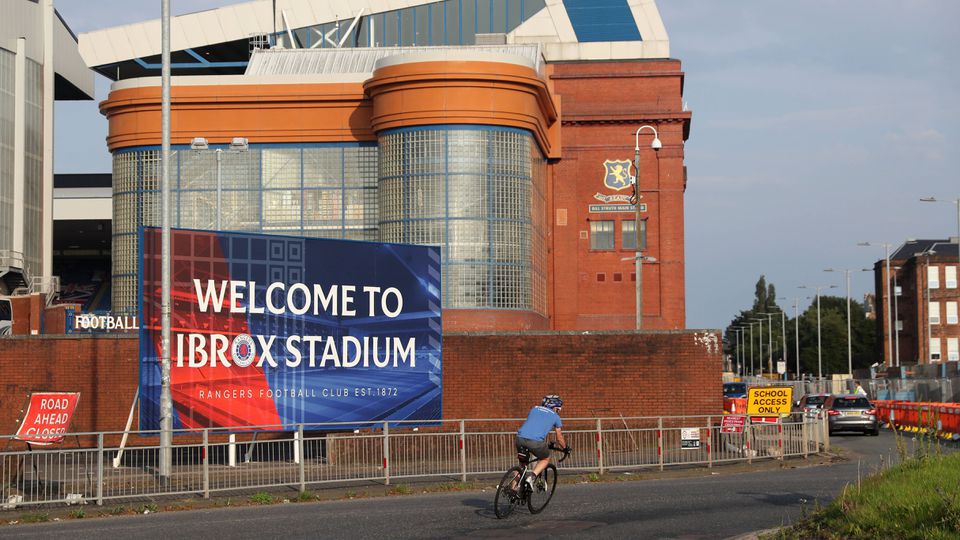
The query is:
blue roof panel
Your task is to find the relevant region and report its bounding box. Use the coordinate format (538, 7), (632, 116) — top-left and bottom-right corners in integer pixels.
(563, 0), (642, 43)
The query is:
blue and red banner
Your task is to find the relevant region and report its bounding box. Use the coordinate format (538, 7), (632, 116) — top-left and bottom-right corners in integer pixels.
(139, 228), (442, 431)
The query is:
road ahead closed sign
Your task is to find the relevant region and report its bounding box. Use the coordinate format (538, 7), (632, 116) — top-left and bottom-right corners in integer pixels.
(746, 386), (793, 416)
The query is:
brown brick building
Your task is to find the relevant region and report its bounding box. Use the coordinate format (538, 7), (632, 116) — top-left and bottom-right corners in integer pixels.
(873, 239), (960, 366)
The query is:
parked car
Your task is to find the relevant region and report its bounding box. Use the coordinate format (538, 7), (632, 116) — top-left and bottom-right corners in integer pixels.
(723, 382), (747, 399)
(793, 393), (831, 420)
(823, 394), (879, 436)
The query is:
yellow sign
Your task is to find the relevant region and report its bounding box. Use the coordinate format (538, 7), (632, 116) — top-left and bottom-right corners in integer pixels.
(746, 386), (794, 416)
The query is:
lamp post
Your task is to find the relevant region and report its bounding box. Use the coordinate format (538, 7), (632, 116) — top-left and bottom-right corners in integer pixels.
(190, 137), (250, 230)
(629, 125), (661, 330)
(920, 196), (960, 255)
(799, 284), (837, 379)
(751, 317), (766, 377)
(917, 249), (937, 362)
(780, 297), (801, 379)
(747, 322), (756, 376)
(824, 268), (871, 378)
(859, 242), (895, 367)
(159, 0), (172, 483)
(892, 266), (901, 366)
(758, 312), (778, 376)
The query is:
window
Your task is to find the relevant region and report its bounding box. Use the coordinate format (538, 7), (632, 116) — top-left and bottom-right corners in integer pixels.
(621, 219), (647, 251)
(928, 265), (939, 289)
(590, 220), (614, 250)
(930, 338), (941, 361)
(948, 338), (959, 361)
(947, 302), (958, 324)
(930, 302), (940, 324)
(946, 266), (957, 289)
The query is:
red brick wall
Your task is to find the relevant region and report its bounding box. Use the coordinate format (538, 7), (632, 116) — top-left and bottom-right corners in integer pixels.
(0, 335), (138, 437)
(0, 331), (721, 435)
(548, 59), (690, 331)
(443, 331), (721, 419)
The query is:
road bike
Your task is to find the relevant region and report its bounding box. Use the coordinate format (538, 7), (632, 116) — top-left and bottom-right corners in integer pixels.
(493, 441), (571, 518)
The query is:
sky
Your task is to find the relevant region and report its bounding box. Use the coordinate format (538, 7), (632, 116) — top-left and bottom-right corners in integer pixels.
(53, 1), (960, 330)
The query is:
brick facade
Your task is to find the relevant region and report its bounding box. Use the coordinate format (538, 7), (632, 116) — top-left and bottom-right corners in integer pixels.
(0, 331), (721, 435)
(548, 60), (690, 331)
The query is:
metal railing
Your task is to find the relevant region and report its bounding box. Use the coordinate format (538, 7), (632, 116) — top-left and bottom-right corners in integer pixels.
(0, 415), (827, 509)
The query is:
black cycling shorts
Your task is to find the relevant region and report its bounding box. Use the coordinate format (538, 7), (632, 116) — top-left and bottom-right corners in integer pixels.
(516, 436), (549, 459)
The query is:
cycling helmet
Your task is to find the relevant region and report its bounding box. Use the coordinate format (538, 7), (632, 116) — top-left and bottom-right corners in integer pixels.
(541, 395), (563, 409)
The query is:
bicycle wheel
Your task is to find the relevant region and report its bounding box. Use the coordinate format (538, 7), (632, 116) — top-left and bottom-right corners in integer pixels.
(527, 464), (558, 514)
(494, 466), (523, 519)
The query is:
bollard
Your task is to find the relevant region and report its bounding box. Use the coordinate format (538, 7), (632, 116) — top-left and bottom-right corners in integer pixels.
(228, 433), (237, 467)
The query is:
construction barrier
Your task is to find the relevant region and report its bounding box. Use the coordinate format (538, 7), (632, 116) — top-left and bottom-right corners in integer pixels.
(723, 397), (748, 415)
(873, 400), (960, 440)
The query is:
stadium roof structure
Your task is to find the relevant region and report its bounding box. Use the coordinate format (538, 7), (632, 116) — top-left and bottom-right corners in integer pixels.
(78, 0), (671, 80)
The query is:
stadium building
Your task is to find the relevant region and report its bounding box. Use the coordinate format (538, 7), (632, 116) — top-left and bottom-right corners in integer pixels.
(80, 0), (692, 332)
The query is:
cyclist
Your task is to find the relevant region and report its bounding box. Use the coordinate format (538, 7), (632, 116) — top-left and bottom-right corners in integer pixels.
(514, 394), (568, 490)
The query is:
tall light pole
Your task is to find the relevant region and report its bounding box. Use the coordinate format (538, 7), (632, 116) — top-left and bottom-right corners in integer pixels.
(747, 322), (756, 376)
(190, 137), (250, 230)
(859, 242), (895, 367)
(824, 268), (871, 377)
(917, 248), (937, 362)
(159, 0), (173, 482)
(892, 266), (901, 366)
(799, 285), (837, 379)
(629, 125), (661, 330)
(920, 196), (960, 255)
(781, 296), (800, 379)
(758, 312), (778, 376)
(751, 317), (765, 377)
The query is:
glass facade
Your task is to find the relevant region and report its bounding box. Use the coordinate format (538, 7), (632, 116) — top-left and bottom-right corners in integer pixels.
(291, 0), (547, 49)
(112, 128), (547, 317)
(111, 143), (378, 314)
(378, 126), (546, 314)
(0, 47), (43, 274)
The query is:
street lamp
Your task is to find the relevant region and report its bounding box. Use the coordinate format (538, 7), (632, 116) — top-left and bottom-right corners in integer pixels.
(824, 268), (872, 378)
(758, 312), (779, 376)
(799, 284), (837, 379)
(892, 266), (901, 366)
(628, 125), (661, 330)
(751, 317), (766, 377)
(779, 296), (801, 379)
(859, 242), (895, 367)
(920, 196), (960, 254)
(747, 321), (756, 376)
(191, 136), (249, 230)
(916, 248), (937, 362)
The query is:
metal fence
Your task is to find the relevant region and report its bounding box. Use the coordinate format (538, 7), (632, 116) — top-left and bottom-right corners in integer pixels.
(1, 416), (827, 509)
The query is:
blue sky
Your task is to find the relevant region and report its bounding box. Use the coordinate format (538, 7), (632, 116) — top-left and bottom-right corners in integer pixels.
(54, 1), (960, 329)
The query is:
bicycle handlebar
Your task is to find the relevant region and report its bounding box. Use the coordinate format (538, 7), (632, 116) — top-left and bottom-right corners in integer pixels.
(548, 442), (572, 463)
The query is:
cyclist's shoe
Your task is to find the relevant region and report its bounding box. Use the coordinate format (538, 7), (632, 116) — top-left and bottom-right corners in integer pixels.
(524, 472), (537, 491)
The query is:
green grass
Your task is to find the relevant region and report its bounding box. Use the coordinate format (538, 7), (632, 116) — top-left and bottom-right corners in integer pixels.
(18, 512), (50, 524)
(770, 451), (960, 539)
(388, 484), (412, 495)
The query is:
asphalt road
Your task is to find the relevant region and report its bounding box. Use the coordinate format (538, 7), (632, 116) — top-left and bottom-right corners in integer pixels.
(1, 431), (951, 539)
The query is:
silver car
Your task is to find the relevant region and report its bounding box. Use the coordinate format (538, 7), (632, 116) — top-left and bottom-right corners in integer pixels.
(825, 394), (879, 436)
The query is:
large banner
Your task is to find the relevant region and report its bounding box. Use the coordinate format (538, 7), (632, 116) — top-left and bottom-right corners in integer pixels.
(139, 228), (442, 430)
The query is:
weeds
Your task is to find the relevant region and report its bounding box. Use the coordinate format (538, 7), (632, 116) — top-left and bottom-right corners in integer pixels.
(18, 512), (50, 524)
(68, 509), (86, 519)
(249, 492), (274, 505)
(297, 491), (316, 502)
(389, 484), (412, 495)
(136, 503), (158, 514)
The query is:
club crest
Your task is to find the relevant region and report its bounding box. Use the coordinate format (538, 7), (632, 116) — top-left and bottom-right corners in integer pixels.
(603, 160), (632, 191)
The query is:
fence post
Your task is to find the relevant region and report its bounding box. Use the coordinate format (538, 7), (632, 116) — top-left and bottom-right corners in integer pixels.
(822, 415), (830, 452)
(707, 417), (712, 469)
(96, 433), (104, 506)
(383, 421), (390, 486)
(459, 420), (466, 483)
(802, 420), (808, 458)
(228, 433), (237, 467)
(657, 417), (664, 472)
(596, 418), (604, 475)
(746, 422), (753, 465)
(202, 429), (209, 499)
(778, 422), (784, 461)
(298, 424), (306, 493)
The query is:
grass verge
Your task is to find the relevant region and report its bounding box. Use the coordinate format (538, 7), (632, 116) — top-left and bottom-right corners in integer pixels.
(769, 444), (960, 539)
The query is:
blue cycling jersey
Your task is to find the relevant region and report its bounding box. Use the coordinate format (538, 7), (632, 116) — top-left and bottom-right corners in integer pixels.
(517, 406), (562, 441)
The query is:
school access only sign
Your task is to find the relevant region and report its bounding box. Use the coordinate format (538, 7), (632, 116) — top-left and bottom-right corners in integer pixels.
(139, 228), (442, 431)
(746, 386), (793, 416)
